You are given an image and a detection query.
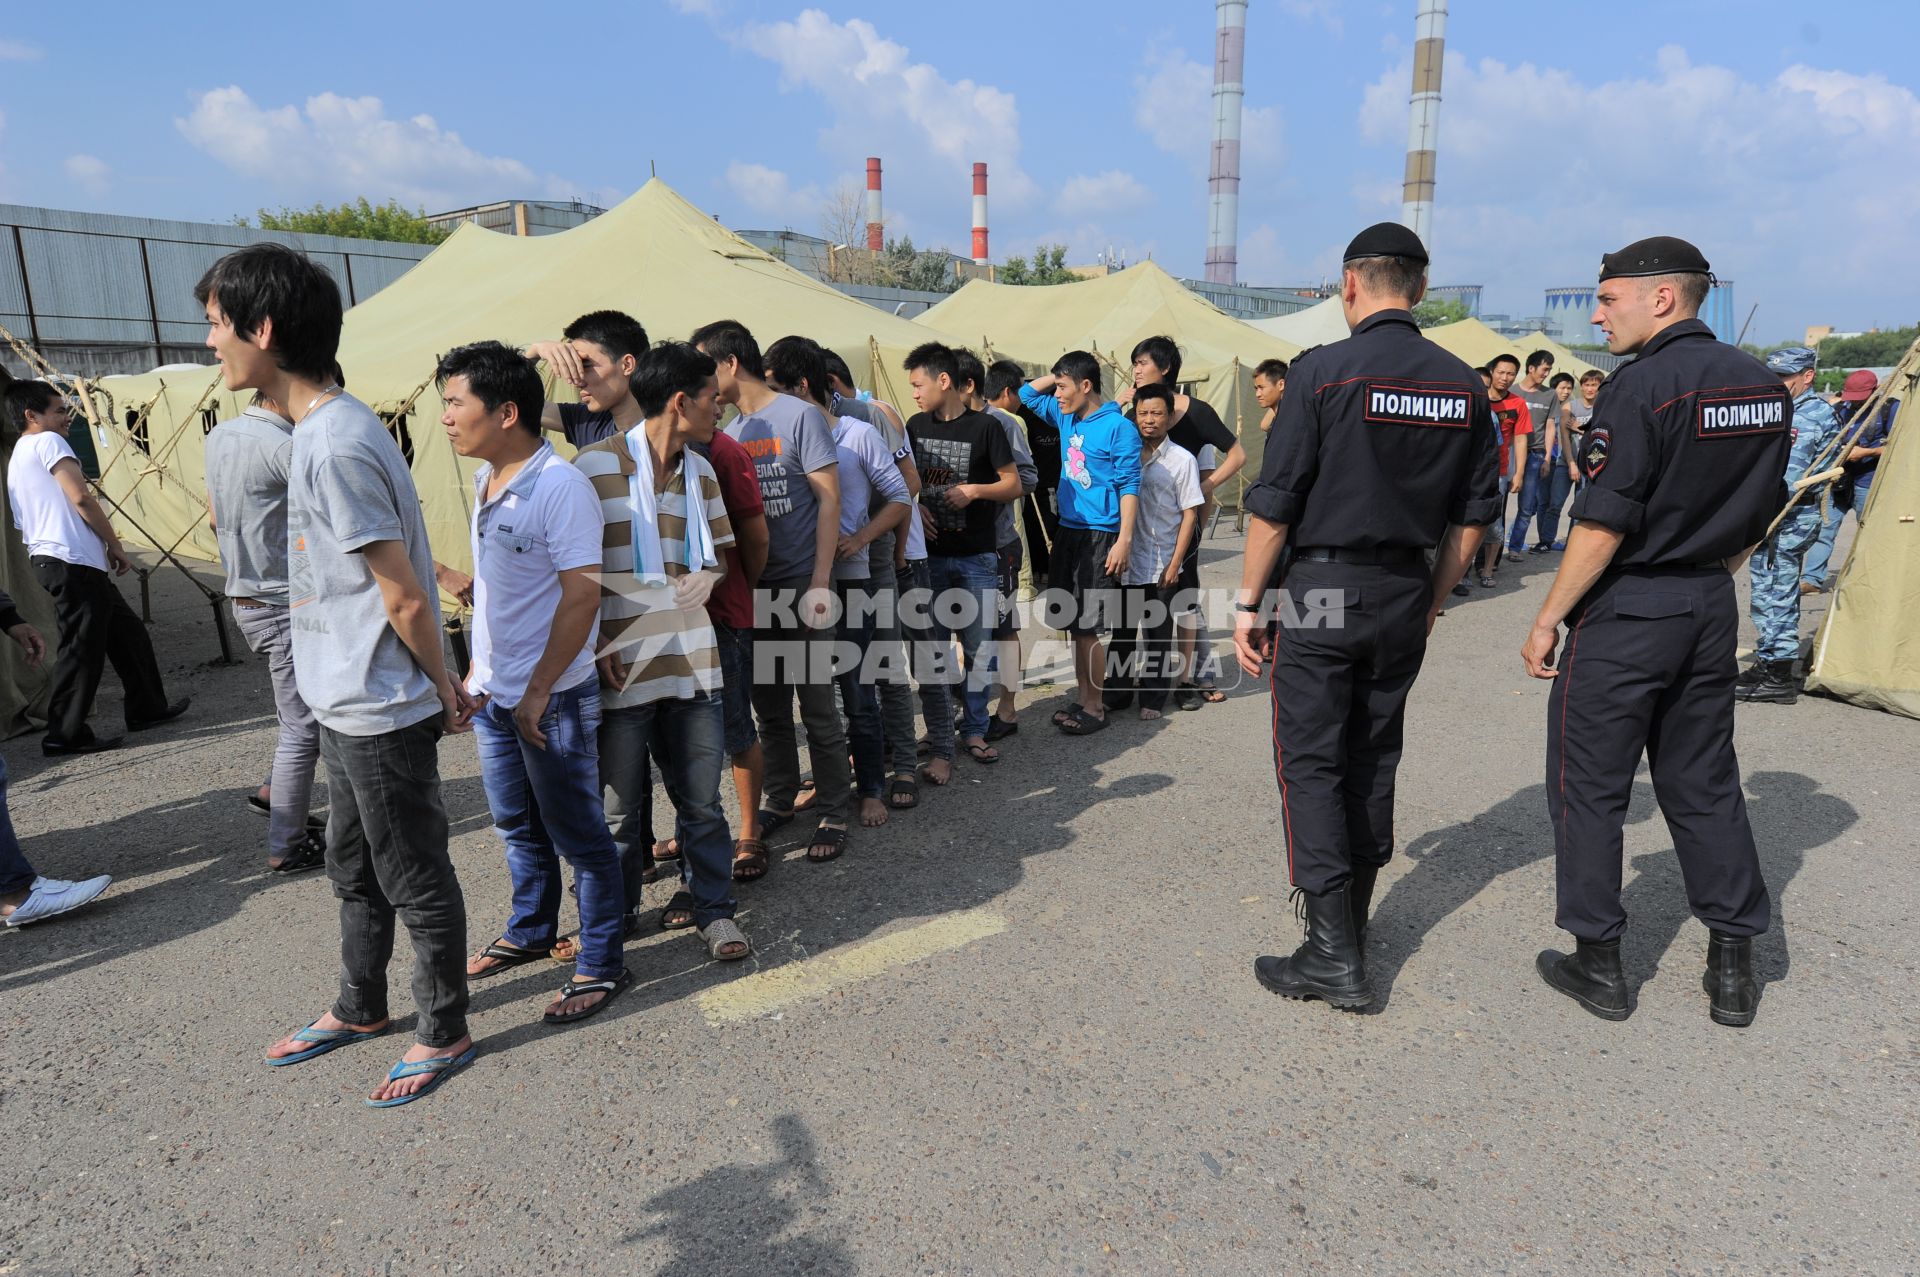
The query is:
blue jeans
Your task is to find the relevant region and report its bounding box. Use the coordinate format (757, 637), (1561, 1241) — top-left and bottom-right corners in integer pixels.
(0, 756), (36, 896)
(836, 584), (883, 799)
(474, 681), (627, 982)
(1510, 456), (1574, 549)
(927, 552), (999, 743)
(600, 691), (737, 930)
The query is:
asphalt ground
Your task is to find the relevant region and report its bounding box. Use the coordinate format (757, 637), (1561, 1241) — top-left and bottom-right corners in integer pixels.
(2, 529), (1915, 1277)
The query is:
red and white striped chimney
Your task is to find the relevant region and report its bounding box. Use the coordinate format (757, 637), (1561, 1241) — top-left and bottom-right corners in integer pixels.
(971, 163), (990, 265)
(865, 157), (884, 252)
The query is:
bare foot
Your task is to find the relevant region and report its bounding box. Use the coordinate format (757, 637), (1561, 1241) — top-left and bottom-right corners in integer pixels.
(859, 796), (890, 828)
(466, 939), (545, 977)
(266, 1010), (390, 1061)
(793, 780), (819, 812)
(1140, 707), (1162, 721)
(368, 1036), (474, 1104)
(920, 757), (953, 786)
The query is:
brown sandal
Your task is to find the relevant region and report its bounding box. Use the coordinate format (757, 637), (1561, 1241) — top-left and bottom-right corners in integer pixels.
(732, 837), (769, 881)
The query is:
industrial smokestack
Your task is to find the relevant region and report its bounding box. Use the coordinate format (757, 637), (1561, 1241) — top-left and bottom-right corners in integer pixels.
(971, 163), (990, 265)
(865, 157), (884, 252)
(1399, 0), (1446, 252)
(1205, 0), (1247, 285)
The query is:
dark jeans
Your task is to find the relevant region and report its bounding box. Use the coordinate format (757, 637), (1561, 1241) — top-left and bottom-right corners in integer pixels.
(1105, 584), (1182, 713)
(836, 583), (883, 799)
(319, 715), (469, 1049)
(899, 559), (953, 762)
(30, 556), (169, 746)
(473, 681), (626, 982)
(752, 574), (851, 823)
(0, 755), (36, 896)
(601, 691), (737, 929)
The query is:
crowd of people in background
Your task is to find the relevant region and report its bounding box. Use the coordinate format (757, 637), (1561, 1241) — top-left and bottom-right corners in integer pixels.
(0, 237), (1897, 1100)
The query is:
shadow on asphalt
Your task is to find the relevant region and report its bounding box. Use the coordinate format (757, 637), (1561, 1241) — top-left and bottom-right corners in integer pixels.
(1365, 771), (1855, 1014)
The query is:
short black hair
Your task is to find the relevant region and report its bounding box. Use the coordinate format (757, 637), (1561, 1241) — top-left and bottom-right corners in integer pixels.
(1526, 349), (1554, 372)
(1130, 335), (1181, 384)
(1489, 353), (1521, 372)
(1579, 369), (1605, 384)
(763, 334), (830, 407)
(631, 342), (717, 419)
(435, 341), (545, 435)
(953, 348), (986, 398)
(563, 309), (649, 363)
(1051, 350), (1101, 393)
(1550, 371), (1575, 389)
(904, 341), (960, 386)
(820, 348), (857, 390)
(193, 243), (343, 382)
(688, 319), (764, 382)
(986, 358), (1027, 402)
(4, 378), (61, 431)
(1253, 358), (1289, 381)
(1348, 255), (1426, 303)
(1133, 383), (1175, 413)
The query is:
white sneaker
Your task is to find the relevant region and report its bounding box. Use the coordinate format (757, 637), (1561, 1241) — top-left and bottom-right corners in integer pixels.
(4, 874), (112, 927)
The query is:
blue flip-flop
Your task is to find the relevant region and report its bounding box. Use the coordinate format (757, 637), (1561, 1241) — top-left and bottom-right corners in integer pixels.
(365, 1045), (478, 1109)
(265, 1019), (389, 1067)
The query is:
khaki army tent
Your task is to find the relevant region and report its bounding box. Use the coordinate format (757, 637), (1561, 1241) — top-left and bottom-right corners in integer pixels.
(1421, 318), (1600, 379)
(1806, 350), (1918, 717)
(81, 178), (975, 583)
(916, 261), (1300, 495)
(1247, 295), (1349, 349)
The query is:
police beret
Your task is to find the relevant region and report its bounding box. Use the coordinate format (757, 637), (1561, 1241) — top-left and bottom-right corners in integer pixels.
(1598, 236), (1711, 281)
(1343, 222), (1429, 265)
(1765, 346), (1818, 374)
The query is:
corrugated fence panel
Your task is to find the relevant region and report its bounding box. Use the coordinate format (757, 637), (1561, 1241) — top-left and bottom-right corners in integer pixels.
(21, 229), (151, 343)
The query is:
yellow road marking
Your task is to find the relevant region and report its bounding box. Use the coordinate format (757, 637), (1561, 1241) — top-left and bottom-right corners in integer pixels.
(697, 908), (1007, 1025)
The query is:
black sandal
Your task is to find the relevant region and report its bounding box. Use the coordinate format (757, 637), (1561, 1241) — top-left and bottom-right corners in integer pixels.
(1175, 684), (1204, 712)
(268, 836), (326, 875)
(984, 716), (1019, 742)
(758, 807), (797, 838)
(542, 968), (633, 1025)
(1199, 686), (1227, 704)
(888, 773), (920, 809)
(807, 824), (848, 863)
(964, 740), (999, 765)
(470, 938), (549, 978)
(659, 890), (696, 931)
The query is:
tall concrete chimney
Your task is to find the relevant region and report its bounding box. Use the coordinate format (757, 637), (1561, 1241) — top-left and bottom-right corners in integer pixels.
(971, 163), (990, 265)
(1399, 0), (1446, 252)
(865, 156), (884, 252)
(1205, 0), (1247, 285)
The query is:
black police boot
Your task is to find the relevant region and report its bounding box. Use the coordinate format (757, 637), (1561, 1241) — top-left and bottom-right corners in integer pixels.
(1734, 659), (1798, 704)
(1348, 865), (1380, 949)
(1254, 886), (1373, 1009)
(1735, 660), (1767, 687)
(1703, 930), (1757, 1027)
(1535, 938), (1629, 1020)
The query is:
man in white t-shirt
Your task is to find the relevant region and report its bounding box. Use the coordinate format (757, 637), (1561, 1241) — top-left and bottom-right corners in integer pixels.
(4, 380), (186, 755)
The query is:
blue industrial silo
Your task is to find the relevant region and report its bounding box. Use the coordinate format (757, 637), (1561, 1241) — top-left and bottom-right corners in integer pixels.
(1703, 281), (1737, 343)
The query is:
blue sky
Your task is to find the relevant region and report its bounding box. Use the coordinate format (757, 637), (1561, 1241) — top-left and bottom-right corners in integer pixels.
(3, 0), (1915, 344)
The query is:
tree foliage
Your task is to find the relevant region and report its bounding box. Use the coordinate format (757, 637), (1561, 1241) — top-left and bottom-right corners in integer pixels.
(881, 236), (962, 293)
(236, 198), (450, 244)
(1411, 297), (1468, 328)
(1814, 325), (1917, 369)
(997, 244), (1074, 286)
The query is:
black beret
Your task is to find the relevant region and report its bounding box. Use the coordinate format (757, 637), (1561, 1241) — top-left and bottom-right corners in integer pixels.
(1598, 236), (1711, 282)
(1343, 222), (1429, 266)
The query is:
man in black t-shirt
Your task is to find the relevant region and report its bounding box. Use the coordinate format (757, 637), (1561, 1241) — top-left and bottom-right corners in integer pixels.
(903, 343), (1020, 768)
(524, 309), (650, 449)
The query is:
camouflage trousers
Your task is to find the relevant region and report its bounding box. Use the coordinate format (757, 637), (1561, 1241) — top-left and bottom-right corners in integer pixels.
(1749, 512), (1822, 661)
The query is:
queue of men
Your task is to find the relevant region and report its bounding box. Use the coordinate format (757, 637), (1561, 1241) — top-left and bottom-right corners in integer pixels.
(0, 226), (1877, 1102)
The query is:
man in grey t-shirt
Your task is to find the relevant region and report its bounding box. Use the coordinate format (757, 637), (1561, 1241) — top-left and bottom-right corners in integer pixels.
(1506, 349), (1558, 555)
(204, 399), (325, 872)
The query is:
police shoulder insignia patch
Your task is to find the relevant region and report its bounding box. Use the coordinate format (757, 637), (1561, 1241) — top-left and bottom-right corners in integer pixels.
(1363, 380), (1473, 429)
(1583, 425), (1611, 479)
(1695, 386), (1788, 440)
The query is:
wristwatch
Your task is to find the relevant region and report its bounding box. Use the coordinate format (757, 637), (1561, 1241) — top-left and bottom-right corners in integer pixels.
(1233, 600), (1262, 614)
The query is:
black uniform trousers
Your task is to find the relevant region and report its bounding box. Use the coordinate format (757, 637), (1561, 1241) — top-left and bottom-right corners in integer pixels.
(1268, 558), (1431, 893)
(30, 555), (170, 747)
(1104, 583), (1181, 713)
(1546, 565), (1769, 943)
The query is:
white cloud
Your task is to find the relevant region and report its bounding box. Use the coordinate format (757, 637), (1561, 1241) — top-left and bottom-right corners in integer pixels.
(1055, 171), (1152, 220)
(175, 86), (573, 211)
(1132, 53), (1284, 176)
(63, 153), (110, 196)
(724, 162), (823, 222)
(0, 40), (42, 61)
(1356, 47), (1920, 327)
(727, 9), (1037, 216)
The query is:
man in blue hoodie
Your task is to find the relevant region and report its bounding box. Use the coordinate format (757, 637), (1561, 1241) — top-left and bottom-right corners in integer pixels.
(1019, 351), (1141, 734)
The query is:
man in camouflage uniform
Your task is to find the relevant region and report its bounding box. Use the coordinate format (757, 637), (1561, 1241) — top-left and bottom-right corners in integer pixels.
(1738, 347), (1840, 704)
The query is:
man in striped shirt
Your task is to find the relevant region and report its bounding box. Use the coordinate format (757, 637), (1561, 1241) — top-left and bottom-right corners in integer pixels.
(573, 343), (750, 962)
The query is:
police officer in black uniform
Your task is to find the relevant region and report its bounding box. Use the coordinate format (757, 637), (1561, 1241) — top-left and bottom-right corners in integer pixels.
(1234, 223), (1500, 1011)
(1524, 237), (1791, 1028)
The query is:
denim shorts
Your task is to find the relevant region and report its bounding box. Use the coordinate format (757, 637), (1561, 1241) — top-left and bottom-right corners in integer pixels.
(715, 622), (756, 756)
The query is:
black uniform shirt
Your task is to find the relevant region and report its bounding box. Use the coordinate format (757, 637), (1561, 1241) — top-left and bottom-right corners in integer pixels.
(1243, 309), (1501, 549)
(1568, 319), (1792, 567)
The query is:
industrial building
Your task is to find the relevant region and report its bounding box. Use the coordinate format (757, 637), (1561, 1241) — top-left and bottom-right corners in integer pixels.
(1542, 280), (1738, 346)
(0, 204), (433, 378)
(423, 198), (605, 238)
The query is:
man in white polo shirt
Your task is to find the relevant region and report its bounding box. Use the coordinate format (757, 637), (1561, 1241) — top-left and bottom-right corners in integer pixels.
(439, 342), (633, 1027)
(5, 379), (186, 755)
